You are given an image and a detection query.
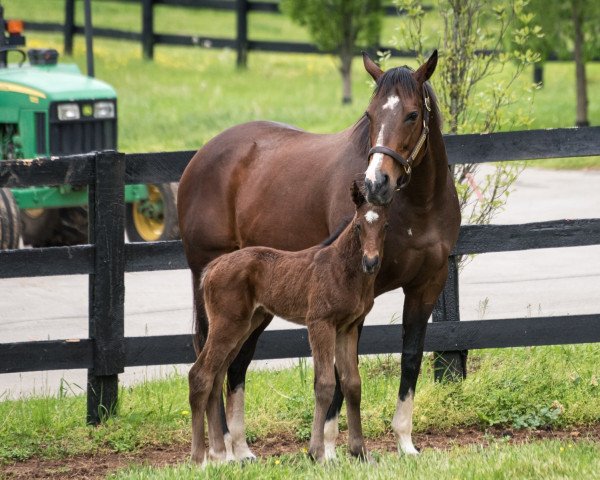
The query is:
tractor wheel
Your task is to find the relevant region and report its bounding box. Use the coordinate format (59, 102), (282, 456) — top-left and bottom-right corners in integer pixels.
(21, 207), (88, 247)
(0, 188), (21, 249)
(125, 183), (179, 242)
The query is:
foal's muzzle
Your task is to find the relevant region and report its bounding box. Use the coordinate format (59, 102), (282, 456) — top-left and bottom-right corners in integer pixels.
(362, 254), (380, 274)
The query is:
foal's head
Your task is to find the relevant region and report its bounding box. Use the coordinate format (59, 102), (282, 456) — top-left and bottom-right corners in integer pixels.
(351, 182), (388, 275)
(362, 50), (438, 205)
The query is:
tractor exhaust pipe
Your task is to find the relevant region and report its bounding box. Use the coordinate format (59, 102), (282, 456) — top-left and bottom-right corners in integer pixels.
(83, 0), (94, 77)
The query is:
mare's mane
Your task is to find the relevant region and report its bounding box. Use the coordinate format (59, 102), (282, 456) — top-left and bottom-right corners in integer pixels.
(352, 65), (442, 156)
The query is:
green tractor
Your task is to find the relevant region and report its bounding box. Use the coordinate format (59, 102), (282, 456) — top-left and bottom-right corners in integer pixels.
(0, 3), (178, 249)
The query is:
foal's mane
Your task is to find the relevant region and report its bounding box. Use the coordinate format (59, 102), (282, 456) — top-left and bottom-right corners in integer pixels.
(352, 66), (442, 156)
(320, 216), (353, 247)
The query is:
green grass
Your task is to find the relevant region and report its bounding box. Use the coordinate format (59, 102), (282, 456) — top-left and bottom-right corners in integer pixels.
(9, 0), (600, 169)
(1, 345), (598, 463)
(109, 440), (600, 480)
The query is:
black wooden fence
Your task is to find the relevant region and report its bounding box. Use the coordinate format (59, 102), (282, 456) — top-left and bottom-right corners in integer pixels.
(24, 0), (424, 66)
(1, 126), (600, 423)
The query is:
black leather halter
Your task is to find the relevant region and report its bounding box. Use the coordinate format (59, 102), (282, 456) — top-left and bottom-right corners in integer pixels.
(367, 86), (431, 189)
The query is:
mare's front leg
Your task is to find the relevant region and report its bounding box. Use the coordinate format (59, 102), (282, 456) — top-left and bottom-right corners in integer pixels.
(307, 320), (337, 462)
(393, 267), (448, 455)
(224, 312), (272, 461)
(335, 324), (368, 460)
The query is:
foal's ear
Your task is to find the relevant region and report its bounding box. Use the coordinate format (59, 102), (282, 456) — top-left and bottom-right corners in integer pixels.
(362, 52), (384, 82)
(351, 181), (366, 208)
(414, 49), (438, 83)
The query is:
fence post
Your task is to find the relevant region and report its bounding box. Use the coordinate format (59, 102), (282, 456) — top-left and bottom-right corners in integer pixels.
(432, 256), (467, 381)
(533, 64), (543, 86)
(142, 0), (155, 59)
(236, 0), (249, 68)
(64, 0), (75, 55)
(87, 150), (126, 425)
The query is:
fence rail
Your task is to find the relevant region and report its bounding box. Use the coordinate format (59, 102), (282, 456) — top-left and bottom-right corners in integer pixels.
(22, 0), (427, 65)
(1, 126), (600, 422)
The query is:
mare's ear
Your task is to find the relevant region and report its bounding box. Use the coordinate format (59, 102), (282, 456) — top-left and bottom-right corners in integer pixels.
(414, 49), (438, 83)
(362, 52), (384, 82)
(351, 181), (366, 208)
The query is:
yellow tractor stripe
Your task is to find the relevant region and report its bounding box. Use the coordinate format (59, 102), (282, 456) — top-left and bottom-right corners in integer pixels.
(0, 81), (46, 99)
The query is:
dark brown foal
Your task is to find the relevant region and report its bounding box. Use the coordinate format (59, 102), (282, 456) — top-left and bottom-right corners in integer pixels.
(188, 183), (388, 464)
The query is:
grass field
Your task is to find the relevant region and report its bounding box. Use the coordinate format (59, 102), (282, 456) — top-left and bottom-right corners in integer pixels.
(1, 345), (598, 464)
(110, 441), (600, 480)
(9, 0), (600, 168)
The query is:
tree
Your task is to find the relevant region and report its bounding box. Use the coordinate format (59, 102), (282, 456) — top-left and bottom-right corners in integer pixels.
(394, 0), (541, 235)
(517, 0), (600, 126)
(282, 0), (382, 104)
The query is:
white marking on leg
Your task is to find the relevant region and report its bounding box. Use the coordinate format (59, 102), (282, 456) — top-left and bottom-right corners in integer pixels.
(383, 95), (400, 111)
(391, 390), (419, 455)
(226, 387), (256, 461)
(323, 416), (339, 461)
(223, 432), (235, 462)
(364, 210), (379, 223)
(365, 124), (385, 182)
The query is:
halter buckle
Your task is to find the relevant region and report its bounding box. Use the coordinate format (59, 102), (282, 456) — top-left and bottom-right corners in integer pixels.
(424, 94), (431, 112)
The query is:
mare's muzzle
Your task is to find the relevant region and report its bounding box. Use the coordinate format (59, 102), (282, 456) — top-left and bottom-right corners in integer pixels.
(362, 254), (380, 274)
(364, 172), (393, 206)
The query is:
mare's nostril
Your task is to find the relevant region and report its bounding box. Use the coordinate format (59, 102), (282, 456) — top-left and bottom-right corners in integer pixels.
(381, 173), (389, 186)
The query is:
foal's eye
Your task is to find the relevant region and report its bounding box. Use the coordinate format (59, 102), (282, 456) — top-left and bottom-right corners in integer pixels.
(384, 222), (390, 230)
(355, 223), (361, 232)
(405, 111), (418, 122)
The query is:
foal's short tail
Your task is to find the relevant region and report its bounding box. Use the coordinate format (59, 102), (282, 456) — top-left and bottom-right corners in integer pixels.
(192, 264), (212, 356)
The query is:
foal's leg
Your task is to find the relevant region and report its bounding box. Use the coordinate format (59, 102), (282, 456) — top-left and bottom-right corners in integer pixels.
(206, 328), (256, 463)
(323, 323), (364, 459)
(307, 320), (337, 462)
(189, 310), (252, 465)
(336, 325), (368, 459)
(224, 312), (272, 461)
(393, 268), (447, 455)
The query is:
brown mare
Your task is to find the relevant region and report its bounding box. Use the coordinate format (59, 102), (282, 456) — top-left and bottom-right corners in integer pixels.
(178, 50), (461, 461)
(189, 183), (388, 464)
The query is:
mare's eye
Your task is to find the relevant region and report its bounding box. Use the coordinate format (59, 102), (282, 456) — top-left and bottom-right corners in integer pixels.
(405, 111), (418, 122)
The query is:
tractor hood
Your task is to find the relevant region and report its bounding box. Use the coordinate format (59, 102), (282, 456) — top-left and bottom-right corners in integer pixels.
(0, 64), (116, 102)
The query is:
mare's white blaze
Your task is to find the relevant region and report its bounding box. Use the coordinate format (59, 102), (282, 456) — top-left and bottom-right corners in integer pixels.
(365, 210), (379, 223)
(323, 416), (339, 461)
(383, 95), (400, 111)
(365, 124), (385, 182)
(391, 390), (419, 455)
(226, 387), (257, 461)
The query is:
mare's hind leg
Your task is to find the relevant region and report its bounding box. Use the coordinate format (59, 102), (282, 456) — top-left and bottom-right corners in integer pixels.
(307, 320), (337, 462)
(224, 312), (273, 461)
(336, 325), (368, 459)
(323, 322), (364, 460)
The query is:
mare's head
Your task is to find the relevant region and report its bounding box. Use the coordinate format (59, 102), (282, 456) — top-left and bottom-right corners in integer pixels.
(362, 50), (438, 205)
(351, 182), (388, 274)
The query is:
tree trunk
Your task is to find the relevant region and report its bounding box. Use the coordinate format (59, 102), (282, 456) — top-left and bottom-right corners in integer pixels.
(340, 53), (353, 105)
(572, 0), (589, 127)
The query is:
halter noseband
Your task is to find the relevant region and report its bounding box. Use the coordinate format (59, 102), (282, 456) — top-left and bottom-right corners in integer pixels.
(367, 86), (431, 189)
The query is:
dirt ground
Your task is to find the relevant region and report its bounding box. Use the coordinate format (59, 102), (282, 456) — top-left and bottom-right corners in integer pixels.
(3, 426), (599, 480)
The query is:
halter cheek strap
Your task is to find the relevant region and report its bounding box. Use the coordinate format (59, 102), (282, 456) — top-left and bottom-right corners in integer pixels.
(367, 86), (431, 189)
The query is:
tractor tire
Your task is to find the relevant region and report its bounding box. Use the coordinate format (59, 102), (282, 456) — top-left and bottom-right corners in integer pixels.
(125, 183), (179, 242)
(0, 188), (21, 249)
(21, 207), (88, 247)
